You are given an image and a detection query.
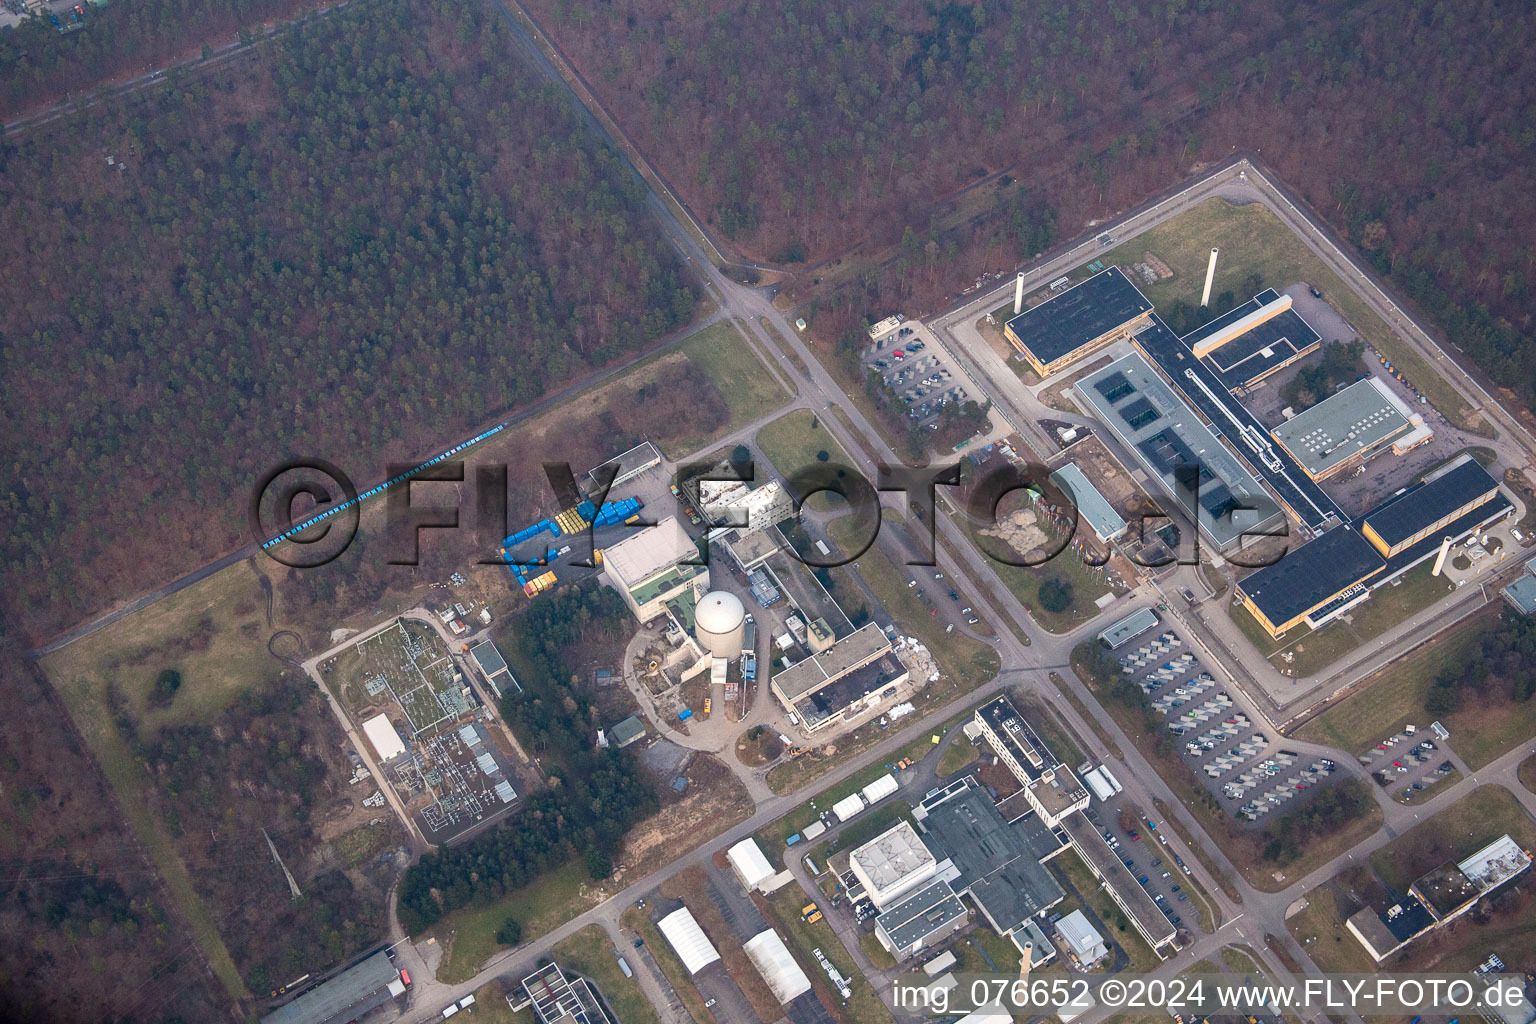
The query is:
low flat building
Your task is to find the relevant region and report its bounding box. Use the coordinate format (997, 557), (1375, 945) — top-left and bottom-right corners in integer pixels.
(519, 961), (615, 1024)
(468, 640), (520, 697)
(726, 527), (782, 572)
(1058, 813), (1176, 952)
(973, 696), (1089, 827)
(1054, 910), (1108, 966)
(586, 441), (661, 491)
(849, 820), (938, 909)
(1004, 267), (1155, 377)
(1050, 462), (1127, 543)
(1412, 834), (1533, 919)
(872, 879), (970, 960)
(608, 715), (646, 748)
(1097, 607), (1159, 650)
(1344, 896), (1436, 963)
(1234, 524), (1386, 638)
(260, 951), (401, 1024)
(770, 622), (908, 732)
(1503, 559), (1536, 614)
(1361, 458), (1502, 557)
(362, 714), (408, 761)
(602, 517), (708, 622)
(1182, 289), (1321, 390)
(1271, 377), (1412, 481)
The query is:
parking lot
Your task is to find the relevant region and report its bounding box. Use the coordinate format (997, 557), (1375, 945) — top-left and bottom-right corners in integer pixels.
(1114, 628), (1338, 822)
(863, 323), (974, 432)
(1084, 800), (1194, 934)
(1358, 726), (1453, 802)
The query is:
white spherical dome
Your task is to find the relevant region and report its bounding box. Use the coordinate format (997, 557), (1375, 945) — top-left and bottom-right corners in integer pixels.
(696, 591), (746, 634)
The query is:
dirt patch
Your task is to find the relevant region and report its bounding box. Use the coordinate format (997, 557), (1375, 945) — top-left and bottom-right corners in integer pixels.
(980, 507), (1051, 560)
(660, 865), (784, 1024)
(735, 727), (784, 767)
(617, 755), (753, 880)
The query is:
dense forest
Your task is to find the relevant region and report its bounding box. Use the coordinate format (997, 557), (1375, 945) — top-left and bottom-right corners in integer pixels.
(527, 0), (1536, 405)
(0, 0), (696, 643)
(0, 649), (227, 1022)
(397, 583), (656, 934)
(0, 0), (333, 119)
(1423, 610), (1536, 715)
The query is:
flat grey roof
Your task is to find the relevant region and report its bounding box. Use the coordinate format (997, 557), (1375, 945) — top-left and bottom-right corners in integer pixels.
(1005, 267), (1152, 367)
(1051, 462), (1127, 541)
(875, 879), (968, 951)
(1504, 575), (1536, 615)
(260, 951), (397, 1024)
(1076, 351), (1283, 551)
(1271, 377), (1410, 478)
(1098, 607), (1159, 649)
(771, 622), (891, 702)
(469, 640), (508, 676)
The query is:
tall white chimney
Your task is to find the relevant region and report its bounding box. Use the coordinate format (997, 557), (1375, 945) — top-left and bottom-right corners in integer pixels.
(1201, 247), (1219, 307)
(1014, 272), (1026, 315)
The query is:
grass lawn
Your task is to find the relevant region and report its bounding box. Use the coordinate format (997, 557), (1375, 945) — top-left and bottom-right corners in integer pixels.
(1095, 197), (1481, 434)
(552, 925), (661, 1024)
(936, 735), (978, 778)
(42, 560), (282, 734)
(756, 409), (857, 512)
(677, 321), (793, 438)
(1052, 849), (1160, 972)
(1151, 797), (1242, 906)
(859, 931), (897, 970)
(991, 554), (1119, 634)
(826, 515), (1000, 691)
(1019, 694), (1088, 770)
(1283, 883), (1378, 974)
(761, 886), (895, 1024)
(432, 861), (605, 984)
(1263, 563), (1456, 678)
(469, 981), (538, 1024)
(622, 907), (715, 1024)
(1050, 672), (1124, 759)
(1366, 784), (1536, 894)
(1296, 608), (1536, 769)
(759, 316), (813, 380)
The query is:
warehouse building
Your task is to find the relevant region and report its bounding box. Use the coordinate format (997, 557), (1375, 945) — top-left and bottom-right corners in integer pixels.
(699, 479), (795, 535)
(602, 517), (708, 622)
(1054, 910), (1108, 966)
(742, 930), (812, 1002)
(1075, 352), (1287, 554)
(361, 714), (407, 761)
(1181, 289), (1321, 390)
(726, 838), (776, 892)
(1236, 457), (1510, 639)
(1360, 458), (1502, 557)
(1098, 607), (1160, 649)
(1003, 267), (1154, 377)
(1049, 462), (1127, 543)
(655, 908), (720, 974)
(973, 696), (1089, 827)
(1502, 558), (1536, 615)
(1270, 378), (1413, 481)
(769, 622), (909, 732)
(1234, 524), (1386, 637)
(260, 951), (403, 1024)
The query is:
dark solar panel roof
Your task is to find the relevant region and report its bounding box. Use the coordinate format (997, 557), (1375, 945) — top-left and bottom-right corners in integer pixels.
(1362, 460), (1499, 548)
(1237, 525), (1385, 627)
(1005, 267), (1152, 367)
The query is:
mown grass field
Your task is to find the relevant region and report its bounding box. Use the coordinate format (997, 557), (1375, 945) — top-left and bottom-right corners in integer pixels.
(552, 925), (661, 1024)
(433, 861), (607, 984)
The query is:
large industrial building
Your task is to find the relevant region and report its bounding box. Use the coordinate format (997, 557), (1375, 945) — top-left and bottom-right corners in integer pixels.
(1270, 377), (1414, 481)
(699, 479), (795, 534)
(260, 951), (405, 1024)
(972, 696), (1089, 827)
(1076, 352), (1287, 554)
(586, 441), (662, 492)
(602, 517), (707, 623)
(849, 820), (938, 909)
(1236, 457), (1511, 638)
(768, 622), (909, 732)
(1003, 267), (1154, 377)
(1180, 289), (1321, 390)
(518, 961), (616, 1024)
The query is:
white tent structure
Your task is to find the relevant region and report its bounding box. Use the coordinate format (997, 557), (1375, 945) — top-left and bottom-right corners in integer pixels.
(656, 908), (720, 974)
(742, 930), (812, 1003)
(727, 838), (776, 891)
(832, 793), (866, 822)
(862, 774), (898, 804)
